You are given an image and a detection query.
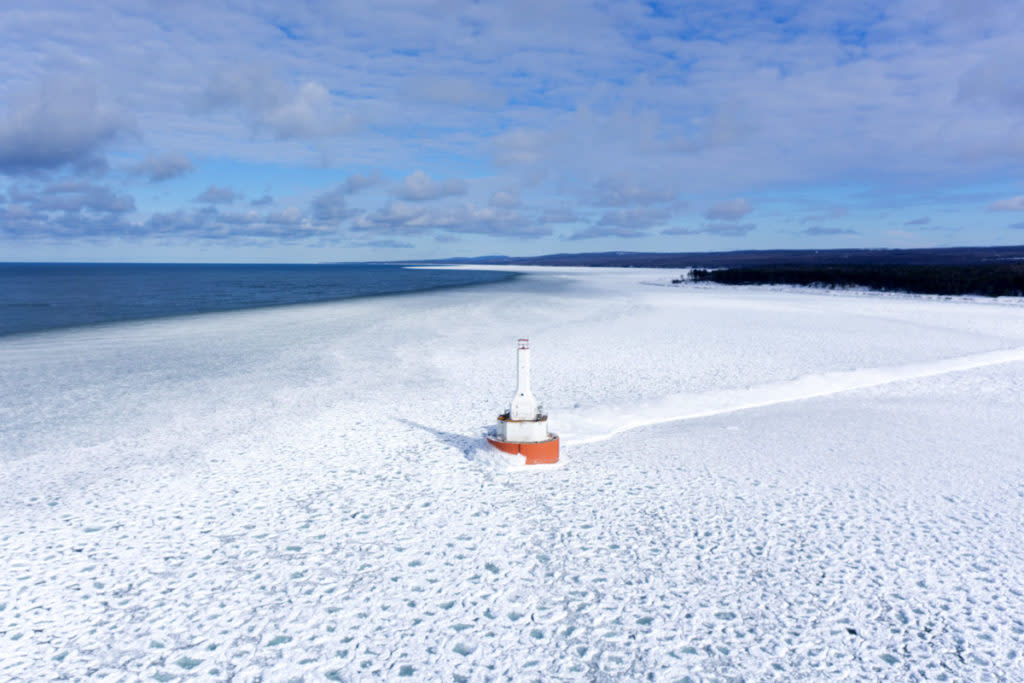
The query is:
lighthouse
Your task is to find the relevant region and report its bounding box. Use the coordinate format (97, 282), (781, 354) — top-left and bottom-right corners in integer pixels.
(486, 338), (559, 465)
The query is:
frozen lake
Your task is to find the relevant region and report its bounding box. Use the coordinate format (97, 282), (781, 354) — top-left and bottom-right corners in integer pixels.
(2, 266), (1023, 680)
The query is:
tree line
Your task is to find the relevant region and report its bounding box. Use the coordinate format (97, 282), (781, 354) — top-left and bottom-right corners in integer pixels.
(686, 264), (1024, 297)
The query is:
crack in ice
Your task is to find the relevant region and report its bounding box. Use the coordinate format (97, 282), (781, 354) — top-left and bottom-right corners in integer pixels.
(559, 346), (1024, 445)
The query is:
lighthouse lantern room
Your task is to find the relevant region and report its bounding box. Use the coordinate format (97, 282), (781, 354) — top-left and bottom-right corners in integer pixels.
(486, 338), (560, 465)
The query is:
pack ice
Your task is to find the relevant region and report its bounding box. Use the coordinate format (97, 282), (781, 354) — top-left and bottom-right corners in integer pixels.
(2, 267), (1023, 680)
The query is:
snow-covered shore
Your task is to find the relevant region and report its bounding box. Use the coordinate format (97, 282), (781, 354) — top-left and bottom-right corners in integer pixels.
(2, 267), (1023, 680)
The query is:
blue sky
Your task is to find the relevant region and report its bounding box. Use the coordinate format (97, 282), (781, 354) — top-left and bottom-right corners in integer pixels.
(2, 0), (1024, 262)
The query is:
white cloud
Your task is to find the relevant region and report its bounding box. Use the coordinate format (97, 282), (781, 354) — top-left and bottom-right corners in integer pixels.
(704, 198), (752, 221)
(801, 208), (848, 223)
(0, 78), (132, 174)
(351, 201), (547, 237)
(663, 223), (756, 237)
(130, 154), (194, 182)
(194, 186), (242, 204)
(493, 129), (549, 166)
(311, 189), (350, 224)
(989, 196), (1024, 211)
(201, 69), (357, 139)
(800, 226), (858, 236)
(538, 207), (580, 224)
(569, 225), (648, 240)
(592, 178), (677, 207)
(489, 190), (521, 209)
(340, 172), (381, 194)
(596, 207), (672, 230)
(1, 181), (136, 240)
(309, 173), (380, 223)
(406, 76), (503, 108)
(10, 181), (134, 214)
(957, 41), (1024, 109)
(144, 206), (333, 242)
(393, 171), (467, 202)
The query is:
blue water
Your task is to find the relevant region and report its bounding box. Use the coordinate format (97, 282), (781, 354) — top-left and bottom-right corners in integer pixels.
(0, 263), (516, 337)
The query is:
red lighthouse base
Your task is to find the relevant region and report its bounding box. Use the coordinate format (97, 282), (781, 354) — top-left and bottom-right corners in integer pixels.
(486, 435), (560, 465)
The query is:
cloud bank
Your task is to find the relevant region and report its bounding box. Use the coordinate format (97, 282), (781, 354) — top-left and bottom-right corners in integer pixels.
(0, 79), (132, 175)
(4, 1), (1024, 255)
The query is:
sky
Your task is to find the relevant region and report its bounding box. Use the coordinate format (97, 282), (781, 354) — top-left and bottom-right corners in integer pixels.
(2, 0), (1024, 263)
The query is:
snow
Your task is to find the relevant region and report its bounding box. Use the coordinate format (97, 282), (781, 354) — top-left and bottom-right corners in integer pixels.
(2, 266), (1024, 680)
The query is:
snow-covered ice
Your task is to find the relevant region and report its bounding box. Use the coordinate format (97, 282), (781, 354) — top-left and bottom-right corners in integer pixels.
(2, 267), (1023, 680)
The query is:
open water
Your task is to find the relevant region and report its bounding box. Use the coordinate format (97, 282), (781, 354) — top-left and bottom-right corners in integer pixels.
(0, 263), (515, 337)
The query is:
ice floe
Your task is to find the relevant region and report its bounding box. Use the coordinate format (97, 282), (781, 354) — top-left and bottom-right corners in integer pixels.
(2, 267), (1023, 680)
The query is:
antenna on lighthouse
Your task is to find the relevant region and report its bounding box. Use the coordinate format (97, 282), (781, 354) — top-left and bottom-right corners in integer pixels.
(486, 337), (559, 465)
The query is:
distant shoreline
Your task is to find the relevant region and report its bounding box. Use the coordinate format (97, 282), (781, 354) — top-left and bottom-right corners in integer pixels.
(409, 244), (1024, 269)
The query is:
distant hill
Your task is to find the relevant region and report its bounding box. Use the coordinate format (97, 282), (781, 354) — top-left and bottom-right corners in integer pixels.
(408, 245), (1024, 268)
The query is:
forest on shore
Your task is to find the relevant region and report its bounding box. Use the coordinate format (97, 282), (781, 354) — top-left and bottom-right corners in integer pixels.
(686, 264), (1024, 297)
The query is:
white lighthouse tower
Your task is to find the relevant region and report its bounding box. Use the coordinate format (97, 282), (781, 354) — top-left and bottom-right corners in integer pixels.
(487, 338), (559, 464)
